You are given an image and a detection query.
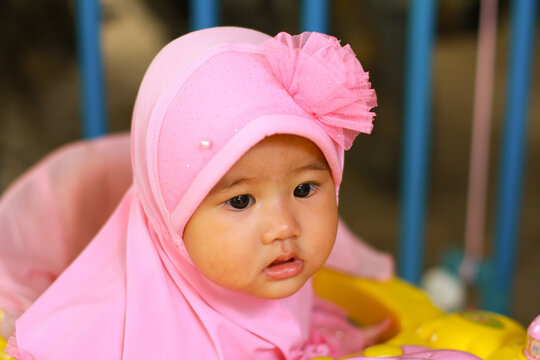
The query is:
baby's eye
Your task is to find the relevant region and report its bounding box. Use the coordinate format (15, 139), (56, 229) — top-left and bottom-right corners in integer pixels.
(225, 194), (254, 210)
(294, 183), (316, 198)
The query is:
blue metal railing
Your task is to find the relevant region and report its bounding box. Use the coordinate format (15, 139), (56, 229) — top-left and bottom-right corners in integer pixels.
(399, 0), (438, 285)
(75, 0), (107, 138)
(489, 0), (538, 314)
(189, 0), (219, 31)
(301, 0), (329, 33)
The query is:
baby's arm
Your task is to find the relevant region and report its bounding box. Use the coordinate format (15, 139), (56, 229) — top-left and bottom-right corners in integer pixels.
(325, 219), (394, 280)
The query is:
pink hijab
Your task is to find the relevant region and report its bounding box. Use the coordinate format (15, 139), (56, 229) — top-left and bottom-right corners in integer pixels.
(8, 27), (377, 359)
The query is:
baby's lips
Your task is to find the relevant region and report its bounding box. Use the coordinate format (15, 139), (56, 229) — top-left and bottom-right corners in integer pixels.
(263, 259), (304, 280)
(267, 251), (299, 267)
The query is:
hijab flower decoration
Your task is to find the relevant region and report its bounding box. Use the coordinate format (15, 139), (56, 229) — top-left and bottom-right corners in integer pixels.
(261, 31), (377, 150)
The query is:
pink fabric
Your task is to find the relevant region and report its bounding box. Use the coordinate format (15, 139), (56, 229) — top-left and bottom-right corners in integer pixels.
(8, 27), (378, 359)
(0, 134), (131, 339)
(261, 32), (377, 150)
(326, 221), (394, 280)
(525, 316), (540, 360)
(0, 133), (391, 340)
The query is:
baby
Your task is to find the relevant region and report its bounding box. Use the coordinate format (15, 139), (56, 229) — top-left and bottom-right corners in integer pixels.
(6, 27), (386, 359)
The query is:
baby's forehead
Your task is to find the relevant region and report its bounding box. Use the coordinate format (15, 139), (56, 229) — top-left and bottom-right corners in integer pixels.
(210, 135), (330, 189)
(233, 134), (329, 168)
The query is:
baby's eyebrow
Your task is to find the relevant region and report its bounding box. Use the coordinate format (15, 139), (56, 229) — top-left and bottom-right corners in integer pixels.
(209, 177), (254, 195)
(209, 160), (330, 195)
(293, 160), (330, 173)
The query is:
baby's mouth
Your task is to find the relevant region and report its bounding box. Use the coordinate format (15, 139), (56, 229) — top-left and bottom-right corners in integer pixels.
(269, 257), (296, 267)
(264, 255), (304, 280)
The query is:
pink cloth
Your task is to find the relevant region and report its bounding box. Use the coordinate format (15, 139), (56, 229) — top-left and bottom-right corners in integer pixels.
(0, 134), (391, 338)
(525, 315), (540, 360)
(327, 221), (393, 281)
(0, 134), (131, 338)
(7, 27), (379, 359)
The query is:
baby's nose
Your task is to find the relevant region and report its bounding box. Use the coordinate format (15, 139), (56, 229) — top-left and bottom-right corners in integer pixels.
(260, 203), (301, 244)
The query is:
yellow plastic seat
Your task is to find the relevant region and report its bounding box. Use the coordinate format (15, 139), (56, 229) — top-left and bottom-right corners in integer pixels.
(313, 267), (528, 359)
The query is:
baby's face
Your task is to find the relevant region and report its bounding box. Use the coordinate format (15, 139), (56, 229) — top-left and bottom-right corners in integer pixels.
(183, 135), (338, 299)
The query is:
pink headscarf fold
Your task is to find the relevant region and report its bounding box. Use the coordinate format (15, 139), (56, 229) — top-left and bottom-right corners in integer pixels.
(9, 27), (376, 359)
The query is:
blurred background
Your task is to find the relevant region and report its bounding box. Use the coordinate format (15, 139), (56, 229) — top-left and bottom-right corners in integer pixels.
(0, 0), (538, 325)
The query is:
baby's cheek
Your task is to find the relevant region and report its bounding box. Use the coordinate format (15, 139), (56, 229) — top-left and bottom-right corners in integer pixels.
(226, 262), (257, 286)
(313, 242), (334, 271)
(211, 252), (261, 289)
(310, 223), (338, 270)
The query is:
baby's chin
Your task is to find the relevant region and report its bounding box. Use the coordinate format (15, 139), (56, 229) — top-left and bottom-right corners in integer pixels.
(246, 274), (313, 300)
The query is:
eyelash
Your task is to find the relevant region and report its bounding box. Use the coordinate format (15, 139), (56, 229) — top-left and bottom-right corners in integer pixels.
(224, 194), (254, 211)
(224, 183), (319, 211)
(293, 182), (318, 198)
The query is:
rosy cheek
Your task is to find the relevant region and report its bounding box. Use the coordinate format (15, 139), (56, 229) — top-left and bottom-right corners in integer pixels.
(205, 257), (222, 274)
